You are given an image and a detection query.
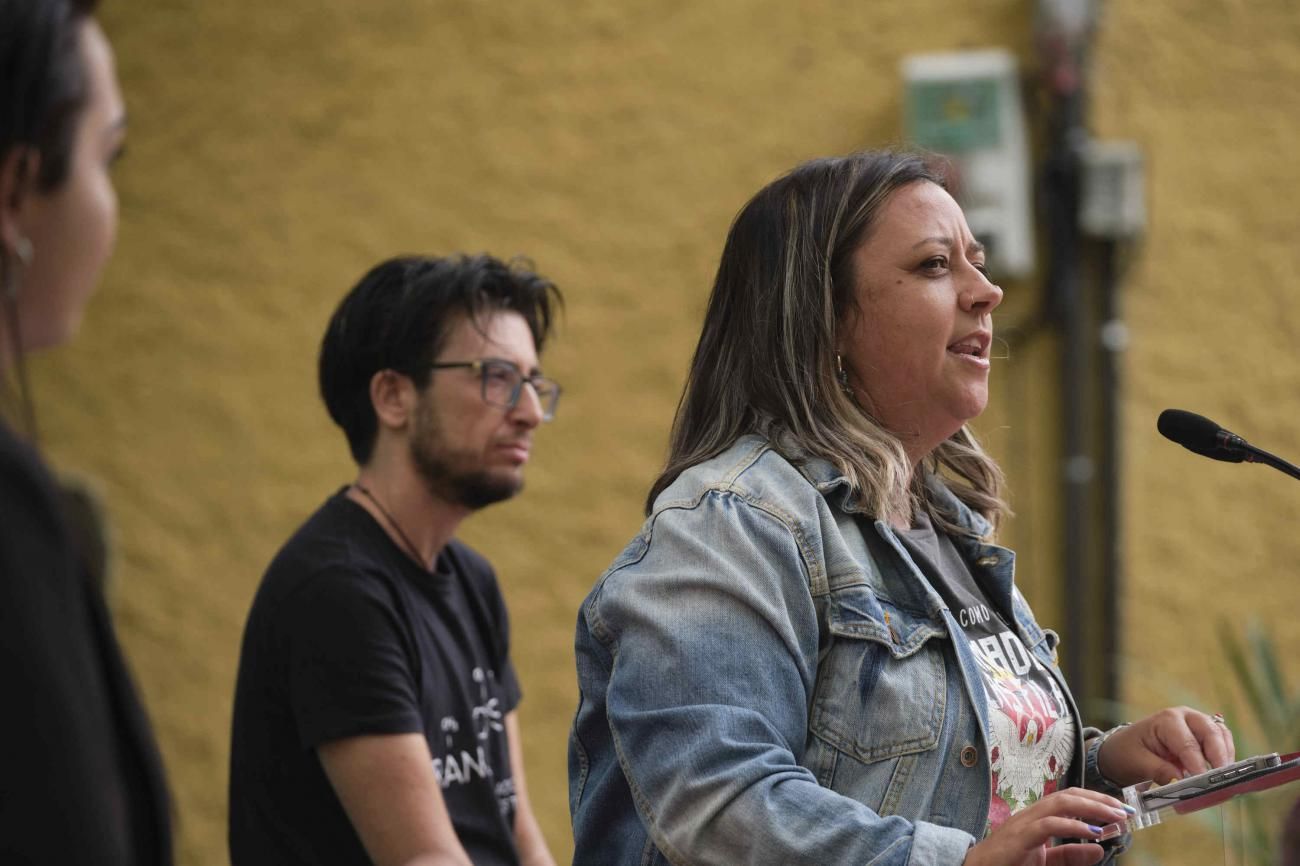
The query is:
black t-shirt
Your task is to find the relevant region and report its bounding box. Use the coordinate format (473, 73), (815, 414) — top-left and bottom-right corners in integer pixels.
(0, 422), (172, 866)
(229, 491), (523, 866)
(898, 512), (1074, 832)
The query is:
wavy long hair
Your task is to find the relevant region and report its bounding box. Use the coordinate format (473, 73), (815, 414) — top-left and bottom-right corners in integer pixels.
(647, 150), (1007, 537)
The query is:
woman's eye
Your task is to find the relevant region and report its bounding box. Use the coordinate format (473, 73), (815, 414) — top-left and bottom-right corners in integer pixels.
(973, 262), (990, 277)
(921, 256), (948, 272)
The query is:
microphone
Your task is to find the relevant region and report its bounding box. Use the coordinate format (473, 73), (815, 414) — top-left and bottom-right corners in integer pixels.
(1156, 409), (1249, 462)
(1157, 408), (1300, 481)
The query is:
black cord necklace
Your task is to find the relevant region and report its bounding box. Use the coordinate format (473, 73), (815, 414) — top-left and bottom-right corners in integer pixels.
(352, 483), (429, 571)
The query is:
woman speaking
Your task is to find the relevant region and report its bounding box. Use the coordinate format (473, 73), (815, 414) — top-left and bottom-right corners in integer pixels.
(569, 151), (1233, 866)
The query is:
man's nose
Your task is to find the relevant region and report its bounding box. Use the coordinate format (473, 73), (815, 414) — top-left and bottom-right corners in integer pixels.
(510, 380), (544, 427)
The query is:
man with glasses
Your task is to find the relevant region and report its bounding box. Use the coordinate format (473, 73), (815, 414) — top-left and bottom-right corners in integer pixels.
(229, 254), (562, 866)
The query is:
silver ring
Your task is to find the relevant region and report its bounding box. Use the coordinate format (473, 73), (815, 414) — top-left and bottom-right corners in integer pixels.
(1212, 712), (1226, 726)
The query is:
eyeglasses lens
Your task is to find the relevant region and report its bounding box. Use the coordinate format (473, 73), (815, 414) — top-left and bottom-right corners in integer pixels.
(478, 361), (560, 420)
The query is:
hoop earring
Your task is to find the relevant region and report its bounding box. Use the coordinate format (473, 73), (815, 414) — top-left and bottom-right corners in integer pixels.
(836, 353), (852, 394)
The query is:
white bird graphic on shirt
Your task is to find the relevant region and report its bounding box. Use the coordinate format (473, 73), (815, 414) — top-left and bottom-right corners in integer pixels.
(989, 703), (1074, 811)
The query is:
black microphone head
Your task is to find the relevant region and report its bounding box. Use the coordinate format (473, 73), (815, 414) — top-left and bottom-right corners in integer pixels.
(1157, 408), (1246, 462)
(1157, 409), (1219, 450)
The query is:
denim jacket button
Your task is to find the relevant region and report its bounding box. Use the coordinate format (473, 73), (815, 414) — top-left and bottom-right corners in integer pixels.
(960, 745), (979, 767)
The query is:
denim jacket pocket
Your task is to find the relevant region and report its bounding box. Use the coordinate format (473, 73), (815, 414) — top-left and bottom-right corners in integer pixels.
(809, 586), (949, 764)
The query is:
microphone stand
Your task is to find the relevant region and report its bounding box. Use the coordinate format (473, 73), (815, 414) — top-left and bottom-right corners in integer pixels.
(1244, 444), (1300, 482)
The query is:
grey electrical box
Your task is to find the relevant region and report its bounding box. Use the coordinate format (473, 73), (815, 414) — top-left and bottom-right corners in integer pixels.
(1079, 141), (1146, 239)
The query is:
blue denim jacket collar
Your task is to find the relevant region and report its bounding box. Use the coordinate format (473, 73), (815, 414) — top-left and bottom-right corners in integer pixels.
(790, 445), (993, 537)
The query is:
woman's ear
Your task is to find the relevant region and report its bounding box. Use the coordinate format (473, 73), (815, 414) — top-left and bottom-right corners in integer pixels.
(0, 147), (38, 258)
(368, 369), (415, 431)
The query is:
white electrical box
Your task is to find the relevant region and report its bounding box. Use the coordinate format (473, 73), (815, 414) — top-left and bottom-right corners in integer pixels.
(902, 49), (1035, 279)
(1079, 140), (1145, 239)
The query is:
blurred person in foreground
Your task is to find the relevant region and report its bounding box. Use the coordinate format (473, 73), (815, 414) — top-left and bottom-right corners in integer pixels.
(229, 255), (561, 866)
(0, 0), (173, 862)
(569, 150), (1235, 866)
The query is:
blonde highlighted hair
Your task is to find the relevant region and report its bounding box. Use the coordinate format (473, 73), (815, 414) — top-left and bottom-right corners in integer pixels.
(648, 151), (1007, 537)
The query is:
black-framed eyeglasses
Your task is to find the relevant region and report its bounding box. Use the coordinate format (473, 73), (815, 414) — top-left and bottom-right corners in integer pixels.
(429, 358), (562, 421)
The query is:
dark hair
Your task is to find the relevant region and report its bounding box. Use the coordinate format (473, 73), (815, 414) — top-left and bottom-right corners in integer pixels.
(0, 0), (100, 193)
(319, 254), (562, 464)
(648, 150), (1007, 533)
(0, 0), (100, 438)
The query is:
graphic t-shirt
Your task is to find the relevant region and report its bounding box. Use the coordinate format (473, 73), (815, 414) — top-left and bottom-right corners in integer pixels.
(899, 513), (1075, 833)
(229, 490), (522, 865)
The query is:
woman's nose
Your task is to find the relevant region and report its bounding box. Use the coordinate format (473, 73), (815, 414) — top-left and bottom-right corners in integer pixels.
(961, 267), (1003, 313)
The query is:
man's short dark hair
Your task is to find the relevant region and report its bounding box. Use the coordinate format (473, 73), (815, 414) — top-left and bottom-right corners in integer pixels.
(318, 253), (562, 464)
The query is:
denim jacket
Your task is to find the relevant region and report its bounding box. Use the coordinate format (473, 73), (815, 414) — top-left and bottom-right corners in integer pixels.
(570, 436), (1098, 866)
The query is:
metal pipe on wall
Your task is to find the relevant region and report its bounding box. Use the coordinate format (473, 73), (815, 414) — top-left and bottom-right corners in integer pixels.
(1036, 0), (1098, 705)
(1044, 138), (1092, 699)
(1096, 238), (1124, 711)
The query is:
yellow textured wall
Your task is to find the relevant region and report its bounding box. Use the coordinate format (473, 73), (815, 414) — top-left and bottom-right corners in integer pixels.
(25, 1), (1300, 864)
(1091, 2), (1300, 860)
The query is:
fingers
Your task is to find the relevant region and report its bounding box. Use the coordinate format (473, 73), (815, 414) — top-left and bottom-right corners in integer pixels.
(1108, 706), (1241, 785)
(1193, 711), (1236, 767)
(1173, 719), (1211, 774)
(1019, 789), (1132, 842)
(1045, 844), (1106, 866)
(1138, 749), (1186, 787)
(1028, 788), (1132, 826)
(970, 789), (1128, 866)
(1222, 720), (1237, 761)
(1036, 815), (1113, 839)
(1158, 707), (1236, 775)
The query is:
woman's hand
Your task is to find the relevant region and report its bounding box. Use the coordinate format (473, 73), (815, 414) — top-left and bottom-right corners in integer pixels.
(963, 788), (1130, 866)
(1098, 706), (1236, 788)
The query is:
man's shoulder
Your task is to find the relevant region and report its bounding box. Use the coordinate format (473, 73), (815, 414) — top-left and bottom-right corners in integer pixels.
(250, 494), (399, 614)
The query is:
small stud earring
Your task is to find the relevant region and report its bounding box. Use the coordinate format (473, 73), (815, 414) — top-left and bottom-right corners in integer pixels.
(2, 237), (31, 300)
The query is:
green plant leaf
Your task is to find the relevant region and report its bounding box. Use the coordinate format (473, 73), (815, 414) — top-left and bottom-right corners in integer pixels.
(1220, 621), (1271, 733)
(1251, 623), (1292, 745)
